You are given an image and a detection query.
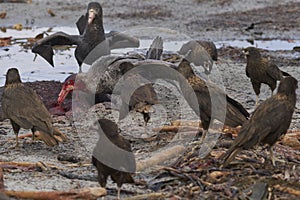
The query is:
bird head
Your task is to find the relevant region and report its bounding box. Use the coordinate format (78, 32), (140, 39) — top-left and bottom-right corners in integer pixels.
(87, 2), (102, 25)
(278, 76), (298, 95)
(243, 47), (261, 58)
(57, 74), (86, 104)
(5, 68), (22, 85)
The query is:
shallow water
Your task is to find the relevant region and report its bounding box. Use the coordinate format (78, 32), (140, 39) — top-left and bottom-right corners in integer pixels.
(1, 26), (299, 85)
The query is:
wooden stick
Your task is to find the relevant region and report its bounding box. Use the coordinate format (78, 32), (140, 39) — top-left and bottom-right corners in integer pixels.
(4, 187), (106, 200)
(153, 124), (240, 137)
(123, 192), (166, 200)
(0, 167), (4, 191)
(152, 125), (200, 133)
(273, 184), (300, 196)
(171, 120), (201, 127)
(136, 145), (185, 172)
(0, 161), (62, 171)
(0, 0), (32, 3)
(18, 133), (37, 139)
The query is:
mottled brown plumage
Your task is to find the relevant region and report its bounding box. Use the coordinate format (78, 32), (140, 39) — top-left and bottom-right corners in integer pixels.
(244, 47), (290, 106)
(221, 76), (297, 167)
(2, 68), (68, 147)
(92, 118), (135, 199)
(176, 59), (249, 141)
(196, 40), (218, 61)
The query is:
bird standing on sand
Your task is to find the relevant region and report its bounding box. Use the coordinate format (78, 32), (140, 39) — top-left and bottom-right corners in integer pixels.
(2, 68), (68, 147)
(176, 59), (249, 142)
(32, 2), (139, 72)
(220, 76), (297, 167)
(243, 47), (290, 106)
(92, 118), (135, 199)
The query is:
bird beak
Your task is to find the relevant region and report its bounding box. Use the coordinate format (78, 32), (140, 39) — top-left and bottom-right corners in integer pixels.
(57, 85), (74, 104)
(242, 49), (249, 55)
(88, 8), (97, 24)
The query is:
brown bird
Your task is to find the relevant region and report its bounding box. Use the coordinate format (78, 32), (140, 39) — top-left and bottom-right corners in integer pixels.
(92, 118), (135, 199)
(176, 59), (249, 142)
(243, 47), (290, 106)
(196, 40), (218, 61)
(220, 76), (297, 167)
(118, 61), (159, 127)
(2, 68), (68, 147)
(118, 36), (162, 127)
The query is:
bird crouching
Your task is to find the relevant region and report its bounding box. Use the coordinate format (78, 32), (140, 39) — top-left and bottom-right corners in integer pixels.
(2, 68), (68, 147)
(220, 76), (297, 167)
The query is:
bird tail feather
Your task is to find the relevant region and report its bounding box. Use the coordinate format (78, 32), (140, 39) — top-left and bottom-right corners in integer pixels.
(281, 70), (291, 77)
(37, 131), (59, 147)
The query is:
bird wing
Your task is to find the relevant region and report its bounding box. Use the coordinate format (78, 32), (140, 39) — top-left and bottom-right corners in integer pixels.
(76, 14), (87, 35)
(251, 96), (291, 136)
(145, 36), (163, 60)
(32, 32), (80, 67)
(265, 59), (282, 80)
(105, 31), (140, 50)
(2, 85), (53, 132)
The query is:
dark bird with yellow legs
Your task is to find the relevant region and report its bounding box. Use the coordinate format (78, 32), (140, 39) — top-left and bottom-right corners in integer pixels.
(220, 76), (297, 167)
(2, 68), (68, 147)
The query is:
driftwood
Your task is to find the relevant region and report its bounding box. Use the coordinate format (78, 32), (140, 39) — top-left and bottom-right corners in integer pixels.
(0, 161), (62, 171)
(4, 187), (106, 200)
(136, 145), (185, 172)
(153, 125), (200, 133)
(273, 184), (300, 196)
(171, 120), (201, 127)
(154, 123), (240, 137)
(123, 192), (166, 200)
(0, 0), (32, 3)
(0, 167), (3, 191)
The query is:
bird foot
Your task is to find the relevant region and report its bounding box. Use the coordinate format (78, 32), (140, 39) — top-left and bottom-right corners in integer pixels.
(271, 156), (285, 167)
(8, 143), (20, 150)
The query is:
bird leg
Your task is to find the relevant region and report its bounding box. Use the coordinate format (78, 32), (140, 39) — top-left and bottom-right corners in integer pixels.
(11, 121), (20, 148)
(255, 95), (259, 107)
(200, 129), (208, 143)
(117, 186), (121, 200)
(15, 133), (19, 148)
(31, 128), (36, 142)
(269, 147), (285, 166)
(143, 112), (150, 134)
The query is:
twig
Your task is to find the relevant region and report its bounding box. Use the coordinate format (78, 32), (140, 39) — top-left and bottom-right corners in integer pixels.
(273, 184), (300, 196)
(155, 120), (241, 137)
(0, 167), (4, 191)
(0, 161), (62, 171)
(0, 0), (32, 3)
(123, 192), (166, 200)
(136, 145), (185, 172)
(152, 125), (200, 133)
(4, 187), (106, 200)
